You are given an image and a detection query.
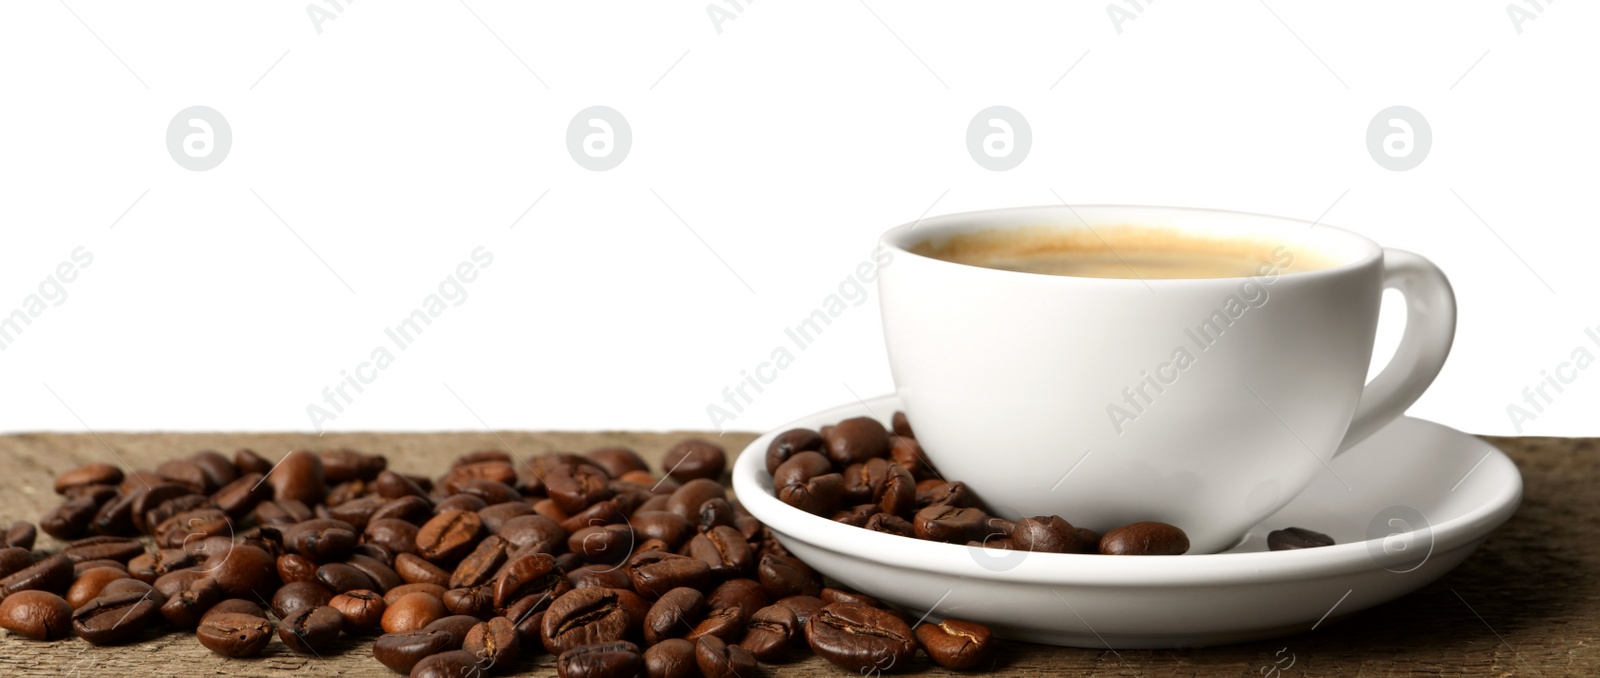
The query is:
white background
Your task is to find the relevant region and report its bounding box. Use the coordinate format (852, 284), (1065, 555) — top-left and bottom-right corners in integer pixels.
(0, 1), (1595, 437)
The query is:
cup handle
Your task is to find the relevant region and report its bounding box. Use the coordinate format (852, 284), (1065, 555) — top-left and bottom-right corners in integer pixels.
(1335, 248), (1457, 455)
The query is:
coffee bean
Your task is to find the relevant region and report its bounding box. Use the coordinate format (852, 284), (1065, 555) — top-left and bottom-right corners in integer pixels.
(841, 458), (890, 505)
(435, 493), (489, 516)
(1072, 527), (1102, 553)
(329, 589), (386, 632)
(912, 505), (988, 543)
(696, 635), (758, 678)
(442, 584), (497, 619)
(318, 448), (387, 484)
(820, 587), (887, 609)
(643, 587), (704, 645)
(498, 514), (567, 554)
(887, 435), (934, 481)
(1099, 522), (1190, 555)
(417, 510), (483, 564)
(392, 553), (451, 589)
(0, 553), (72, 597)
(208, 544), (277, 598)
(771, 452), (833, 490)
(206, 473), (269, 520)
(269, 450), (326, 505)
(279, 604), (343, 654)
(348, 553), (404, 593)
(40, 493), (98, 540)
(688, 526), (753, 577)
(204, 598), (267, 623)
(706, 578), (768, 621)
(1268, 527), (1335, 551)
(383, 591), (448, 633)
(273, 580), (334, 620)
(507, 603), (545, 649)
(284, 518), (360, 563)
(386, 583), (448, 606)
(831, 504), (877, 528)
(456, 479), (523, 507)
(156, 459), (209, 493)
(776, 473), (844, 516)
(463, 616), (521, 669)
(628, 552), (711, 599)
(666, 479), (725, 520)
(545, 463), (617, 515)
(318, 561), (377, 594)
(278, 553), (320, 584)
(739, 603), (798, 661)
(412, 649), (487, 678)
(568, 525), (632, 563)
(541, 587), (632, 655)
(373, 469), (430, 500)
(0, 590), (73, 640)
(776, 594), (824, 629)
(440, 461), (518, 496)
(366, 518), (422, 557)
(806, 602), (917, 673)
(822, 417), (891, 467)
(477, 501), (534, 534)
(757, 552), (821, 599)
(55, 463), (124, 495)
(560, 640), (643, 678)
(1012, 515), (1085, 553)
(369, 495), (432, 526)
(662, 439), (727, 483)
(630, 511), (691, 551)
(585, 446), (650, 479)
(916, 480), (972, 509)
(72, 591), (161, 645)
(916, 618), (993, 670)
(373, 628), (460, 673)
(644, 638), (696, 678)
(128, 548), (196, 582)
(493, 553), (568, 610)
(766, 428), (826, 476)
(568, 563), (632, 592)
(197, 611), (274, 657)
(190, 450), (239, 489)
(5, 521), (38, 550)
(152, 568), (203, 600)
(159, 575), (222, 629)
(67, 566), (128, 609)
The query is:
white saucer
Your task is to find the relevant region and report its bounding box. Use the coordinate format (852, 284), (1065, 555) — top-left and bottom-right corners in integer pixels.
(732, 395), (1522, 649)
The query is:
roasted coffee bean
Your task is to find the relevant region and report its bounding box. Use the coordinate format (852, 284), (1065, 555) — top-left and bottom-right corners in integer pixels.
(0, 547), (34, 580)
(771, 451), (833, 489)
(887, 435), (934, 480)
(705, 579), (768, 621)
(190, 450), (239, 489)
(569, 525), (633, 563)
(417, 510), (483, 563)
(386, 583), (449, 606)
(40, 493), (98, 540)
(916, 618), (993, 670)
(206, 598), (268, 621)
(229, 448), (271, 476)
(268, 450), (326, 505)
(696, 635), (758, 678)
(696, 498), (735, 534)
(209, 473), (270, 518)
(666, 479), (725, 520)
(822, 417), (891, 467)
(318, 561), (377, 594)
(560, 640), (643, 678)
(437, 495), (492, 516)
(442, 584), (497, 619)
(766, 428), (826, 475)
(494, 553), (567, 609)
(371, 495), (433, 525)
(831, 504), (878, 528)
(209, 544), (277, 598)
(890, 411), (915, 438)
(64, 483), (120, 506)
(396, 552), (453, 587)
(776, 594), (824, 629)
(159, 575), (223, 628)
(67, 566), (129, 608)
(561, 500), (626, 535)
(541, 587), (632, 655)
(252, 499), (306, 527)
(644, 638), (697, 678)
(1099, 522), (1190, 556)
(326, 494), (386, 528)
(776, 473), (844, 516)
(1012, 516), (1085, 553)
(864, 513), (916, 539)
(569, 563), (634, 591)
(1268, 527), (1335, 551)
(913, 505), (989, 543)
(456, 479), (523, 507)
(373, 628), (460, 673)
(629, 552), (711, 599)
(278, 553), (320, 584)
(631, 511), (691, 550)
(820, 588), (887, 609)
(1073, 527), (1102, 553)
(545, 463), (616, 515)
(441, 460), (519, 493)
(91, 492), (138, 536)
(129, 547), (196, 582)
(499, 514), (567, 553)
(757, 552), (821, 599)
(317, 448), (386, 483)
(5, 521), (37, 550)
(585, 446), (650, 479)
(348, 553), (404, 592)
(384, 591), (448, 633)
(0, 590), (73, 640)
(506, 601), (545, 647)
(72, 591), (161, 645)
(282, 518), (359, 563)
(841, 458), (890, 505)
(427, 614), (484, 645)
(917, 480), (972, 509)
(273, 580), (334, 620)
(688, 526), (753, 577)
(374, 469), (430, 500)
(463, 616), (521, 669)
(879, 465), (917, 517)
(662, 439), (727, 483)
(366, 518), (422, 557)
(279, 604), (343, 654)
(413, 649), (488, 678)
(156, 459), (209, 492)
(806, 602), (918, 673)
(0, 553), (72, 597)
(197, 611), (274, 657)
(739, 603), (798, 661)
(55, 463), (125, 495)
(153, 568), (204, 600)
(329, 589), (387, 632)
(478, 501), (534, 534)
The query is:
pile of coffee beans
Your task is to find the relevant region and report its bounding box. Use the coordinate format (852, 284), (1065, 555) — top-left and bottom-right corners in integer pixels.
(0, 439), (997, 676)
(768, 412), (1336, 556)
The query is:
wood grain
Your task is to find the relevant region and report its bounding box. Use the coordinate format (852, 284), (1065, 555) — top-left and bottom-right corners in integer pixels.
(0, 431), (1592, 677)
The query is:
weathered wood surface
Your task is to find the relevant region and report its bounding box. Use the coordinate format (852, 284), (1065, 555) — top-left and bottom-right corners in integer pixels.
(0, 431), (1592, 677)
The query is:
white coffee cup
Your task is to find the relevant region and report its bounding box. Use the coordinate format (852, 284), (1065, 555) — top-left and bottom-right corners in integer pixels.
(877, 205), (1455, 554)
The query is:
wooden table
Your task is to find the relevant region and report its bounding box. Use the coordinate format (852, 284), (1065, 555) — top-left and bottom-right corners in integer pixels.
(0, 430), (1592, 677)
